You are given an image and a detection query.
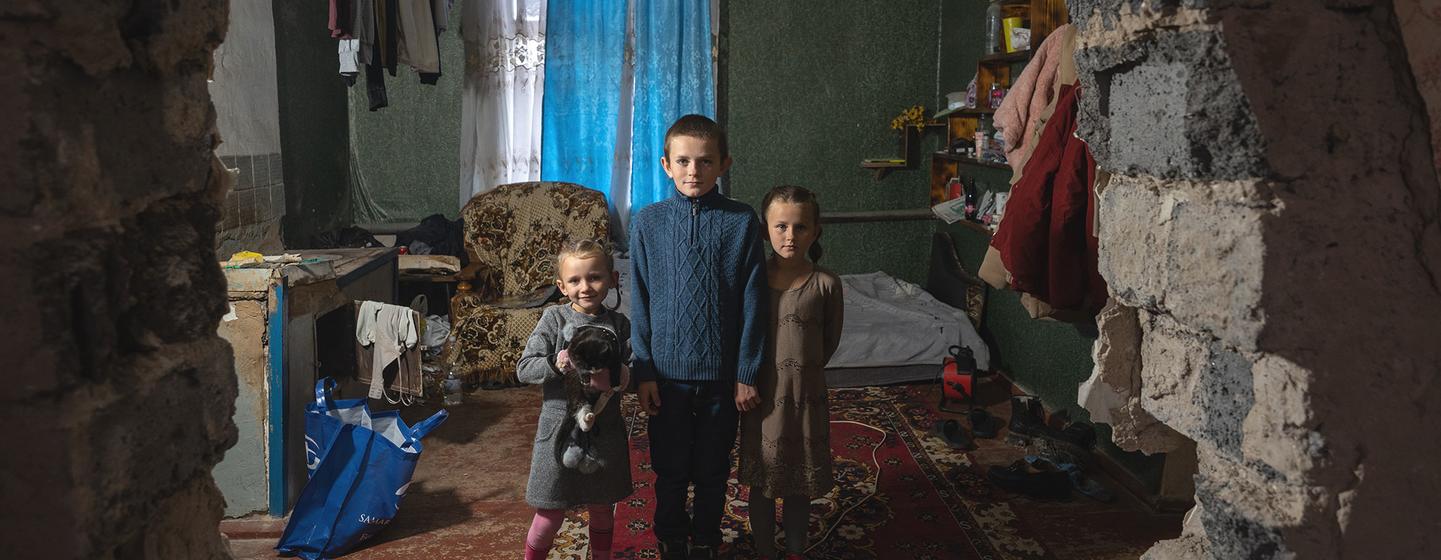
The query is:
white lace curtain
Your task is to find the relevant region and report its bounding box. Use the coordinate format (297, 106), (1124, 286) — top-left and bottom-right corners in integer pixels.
(458, 0), (547, 207)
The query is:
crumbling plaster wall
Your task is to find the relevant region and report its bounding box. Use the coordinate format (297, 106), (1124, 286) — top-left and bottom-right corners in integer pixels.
(1073, 0), (1441, 558)
(0, 2), (238, 559)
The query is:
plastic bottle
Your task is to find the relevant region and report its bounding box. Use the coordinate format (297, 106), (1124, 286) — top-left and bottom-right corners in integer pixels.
(443, 370), (465, 407)
(985, 1), (1003, 54)
(975, 116), (989, 162)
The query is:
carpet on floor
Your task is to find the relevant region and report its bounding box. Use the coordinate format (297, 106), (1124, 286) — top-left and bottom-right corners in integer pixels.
(546, 385), (1053, 560)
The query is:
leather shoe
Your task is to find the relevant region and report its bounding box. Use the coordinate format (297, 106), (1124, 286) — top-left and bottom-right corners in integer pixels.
(932, 419), (974, 450)
(986, 459), (1070, 500)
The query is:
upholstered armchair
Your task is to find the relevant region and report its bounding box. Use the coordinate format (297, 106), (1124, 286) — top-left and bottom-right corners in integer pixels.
(444, 182), (610, 387)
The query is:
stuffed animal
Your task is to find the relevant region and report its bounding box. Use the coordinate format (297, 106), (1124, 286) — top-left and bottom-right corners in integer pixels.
(554, 324), (625, 474)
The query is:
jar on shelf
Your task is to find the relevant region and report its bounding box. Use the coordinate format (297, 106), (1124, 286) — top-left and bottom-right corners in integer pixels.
(989, 83), (1006, 109)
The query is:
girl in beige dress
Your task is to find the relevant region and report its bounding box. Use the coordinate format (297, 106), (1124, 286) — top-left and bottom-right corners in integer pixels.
(738, 186), (845, 559)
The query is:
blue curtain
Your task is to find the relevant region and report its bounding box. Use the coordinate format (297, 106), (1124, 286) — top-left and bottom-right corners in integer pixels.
(629, 0), (714, 212)
(540, 0), (628, 200)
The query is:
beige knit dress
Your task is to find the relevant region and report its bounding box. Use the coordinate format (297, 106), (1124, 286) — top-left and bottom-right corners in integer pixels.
(738, 267), (845, 499)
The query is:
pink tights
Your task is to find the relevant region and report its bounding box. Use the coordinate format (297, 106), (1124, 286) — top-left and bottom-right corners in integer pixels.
(525, 505), (615, 560)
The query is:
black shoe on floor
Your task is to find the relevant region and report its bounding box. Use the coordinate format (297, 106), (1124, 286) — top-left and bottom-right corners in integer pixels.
(986, 459), (1071, 500)
(1007, 396), (1046, 440)
(932, 419), (975, 450)
(968, 409), (1002, 439)
(688, 543), (718, 560)
(658, 538), (688, 560)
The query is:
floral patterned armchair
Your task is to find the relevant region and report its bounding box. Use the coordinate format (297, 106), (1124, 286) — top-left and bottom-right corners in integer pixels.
(445, 182), (609, 387)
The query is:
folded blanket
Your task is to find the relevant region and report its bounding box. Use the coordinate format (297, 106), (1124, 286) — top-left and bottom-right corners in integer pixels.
(994, 24), (1075, 175)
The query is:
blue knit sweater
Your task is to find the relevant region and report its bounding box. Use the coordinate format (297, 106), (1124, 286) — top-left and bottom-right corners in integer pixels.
(628, 188), (768, 386)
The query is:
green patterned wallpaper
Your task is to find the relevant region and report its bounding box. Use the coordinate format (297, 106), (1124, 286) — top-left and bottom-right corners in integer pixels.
(346, 1), (466, 225)
(721, 0), (944, 285)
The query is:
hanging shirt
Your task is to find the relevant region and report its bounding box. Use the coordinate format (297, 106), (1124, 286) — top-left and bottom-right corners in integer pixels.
(356, 301), (418, 399)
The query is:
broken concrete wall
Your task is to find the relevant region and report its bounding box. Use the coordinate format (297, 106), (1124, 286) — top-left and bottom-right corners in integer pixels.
(0, 2), (238, 559)
(1396, 0), (1441, 178)
(211, 0), (284, 256)
(1073, 0), (1441, 557)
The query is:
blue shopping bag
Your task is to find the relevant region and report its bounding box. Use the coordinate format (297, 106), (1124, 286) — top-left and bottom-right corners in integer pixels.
(302, 378), (371, 478)
(277, 378), (448, 559)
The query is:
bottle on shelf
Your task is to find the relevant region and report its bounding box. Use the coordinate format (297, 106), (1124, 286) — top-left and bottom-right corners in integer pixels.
(975, 115), (990, 162)
(985, 0), (1004, 54)
(989, 83), (1006, 109)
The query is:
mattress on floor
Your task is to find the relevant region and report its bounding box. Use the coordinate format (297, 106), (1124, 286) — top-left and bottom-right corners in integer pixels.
(825, 272), (990, 382)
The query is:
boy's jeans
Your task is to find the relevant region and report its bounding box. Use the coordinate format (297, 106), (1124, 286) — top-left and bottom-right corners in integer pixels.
(648, 380), (739, 547)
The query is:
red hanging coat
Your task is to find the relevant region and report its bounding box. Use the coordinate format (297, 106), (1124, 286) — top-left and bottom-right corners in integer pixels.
(989, 83), (1107, 315)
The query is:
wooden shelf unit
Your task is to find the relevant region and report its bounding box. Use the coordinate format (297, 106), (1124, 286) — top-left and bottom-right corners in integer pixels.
(860, 122), (947, 180)
(934, 150), (1013, 171)
(980, 49), (1031, 64)
(929, 0), (1068, 206)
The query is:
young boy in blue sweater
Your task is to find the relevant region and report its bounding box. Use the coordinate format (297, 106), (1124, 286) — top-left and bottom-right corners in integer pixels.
(630, 114), (768, 560)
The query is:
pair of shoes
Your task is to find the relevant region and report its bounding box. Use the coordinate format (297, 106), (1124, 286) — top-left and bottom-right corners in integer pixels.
(932, 419), (975, 450)
(688, 543), (717, 560)
(1025, 456), (1115, 502)
(968, 408), (1002, 439)
(658, 538), (688, 560)
(1006, 396), (1047, 442)
(1005, 396), (1097, 450)
(986, 459), (1071, 500)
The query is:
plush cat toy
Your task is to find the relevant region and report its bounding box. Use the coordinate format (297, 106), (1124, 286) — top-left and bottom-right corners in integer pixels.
(554, 324), (627, 473)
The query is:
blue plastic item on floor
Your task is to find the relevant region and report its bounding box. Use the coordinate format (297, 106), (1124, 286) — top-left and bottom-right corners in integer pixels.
(277, 378), (448, 559)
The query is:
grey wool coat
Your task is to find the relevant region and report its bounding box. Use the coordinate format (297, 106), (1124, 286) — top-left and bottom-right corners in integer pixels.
(517, 304), (634, 509)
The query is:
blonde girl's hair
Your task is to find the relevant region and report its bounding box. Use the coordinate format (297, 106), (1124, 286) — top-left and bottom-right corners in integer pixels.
(760, 185), (824, 262)
(555, 238), (615, 274)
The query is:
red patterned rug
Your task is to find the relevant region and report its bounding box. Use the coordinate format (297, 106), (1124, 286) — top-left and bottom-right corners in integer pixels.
(547, 385), (1053, 560)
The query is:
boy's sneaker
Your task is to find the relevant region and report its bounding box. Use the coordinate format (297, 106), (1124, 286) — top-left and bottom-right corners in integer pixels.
(688, 543), (718, 560)
(658, 539), (688, 560)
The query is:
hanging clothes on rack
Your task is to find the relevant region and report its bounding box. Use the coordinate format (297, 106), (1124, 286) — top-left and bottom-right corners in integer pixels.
(984, 83), (1108, 318)
(330, 0), (356, 39)
(342, 0), (450, 109)
(396, 0), (440, 78)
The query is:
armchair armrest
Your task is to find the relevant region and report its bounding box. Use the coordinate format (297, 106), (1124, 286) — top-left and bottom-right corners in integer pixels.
(456, 263), (502, 301)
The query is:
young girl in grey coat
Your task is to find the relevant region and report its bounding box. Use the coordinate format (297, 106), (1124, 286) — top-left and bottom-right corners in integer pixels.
(517, 239), (633, 560)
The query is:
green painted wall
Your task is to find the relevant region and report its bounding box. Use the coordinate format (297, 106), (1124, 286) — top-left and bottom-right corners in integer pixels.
(721, 0), (943, 285)
(274, 0), (352, 246)
(346, 2), (465, 224)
